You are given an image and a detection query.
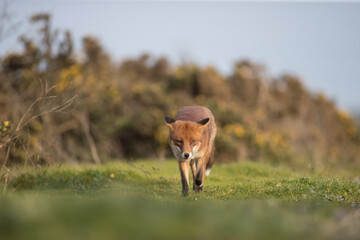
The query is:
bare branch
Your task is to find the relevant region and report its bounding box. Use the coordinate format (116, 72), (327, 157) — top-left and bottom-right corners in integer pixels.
(1, 79), (77, 162)
(79, 113), (101, 165)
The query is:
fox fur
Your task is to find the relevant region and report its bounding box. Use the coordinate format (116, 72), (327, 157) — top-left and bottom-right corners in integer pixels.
(165, 106), (217, 196)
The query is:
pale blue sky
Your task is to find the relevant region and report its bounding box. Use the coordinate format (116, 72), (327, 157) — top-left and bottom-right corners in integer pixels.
(2, 1), (360, 111)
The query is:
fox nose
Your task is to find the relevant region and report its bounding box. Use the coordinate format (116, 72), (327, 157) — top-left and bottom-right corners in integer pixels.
(184, 153), (190, 159)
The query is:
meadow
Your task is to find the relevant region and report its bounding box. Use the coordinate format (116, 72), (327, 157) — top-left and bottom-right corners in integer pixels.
(1, 159), (359, 240)
(1, 12), (360, 240)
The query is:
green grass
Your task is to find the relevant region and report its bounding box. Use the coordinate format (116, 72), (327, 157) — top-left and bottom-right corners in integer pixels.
(1, 160), (360, 240)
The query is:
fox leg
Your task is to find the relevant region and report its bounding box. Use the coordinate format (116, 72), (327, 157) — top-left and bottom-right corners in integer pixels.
(179, 161), (190, 197)
(194, 157), (207, 193)
(205, 145), (215, 176)
(190, 159), (196, 190)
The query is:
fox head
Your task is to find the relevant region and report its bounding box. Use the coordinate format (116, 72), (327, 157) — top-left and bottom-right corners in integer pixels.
(165, 116), (209, 161)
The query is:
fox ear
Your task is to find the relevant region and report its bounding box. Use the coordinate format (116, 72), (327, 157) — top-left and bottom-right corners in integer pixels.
(197, 118), (209, 126)
(165, 116), (175, 129)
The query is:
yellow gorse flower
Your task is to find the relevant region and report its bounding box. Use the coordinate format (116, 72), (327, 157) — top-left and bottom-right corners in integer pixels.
(254, 134), (265, 146)
(224, 124), (246, 138)
(1, 121), (10, 133)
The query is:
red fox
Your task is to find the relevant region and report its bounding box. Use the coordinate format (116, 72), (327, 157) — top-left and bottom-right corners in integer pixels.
(165, 106), (217, 196)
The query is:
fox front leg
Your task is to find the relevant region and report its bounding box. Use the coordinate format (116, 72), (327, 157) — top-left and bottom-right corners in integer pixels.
(178, 161), (190, 197)
(190, 159), (196, 190)
(194, 159), (206, 193)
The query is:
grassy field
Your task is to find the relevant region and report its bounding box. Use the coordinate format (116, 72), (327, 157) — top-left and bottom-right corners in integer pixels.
(1, 160), (360, 240)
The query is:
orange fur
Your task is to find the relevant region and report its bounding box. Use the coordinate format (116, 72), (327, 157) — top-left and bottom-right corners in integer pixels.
(165, 106), (217, 196)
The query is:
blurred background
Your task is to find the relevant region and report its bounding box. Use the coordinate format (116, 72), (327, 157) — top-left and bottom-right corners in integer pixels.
(0, 1), (359, 170)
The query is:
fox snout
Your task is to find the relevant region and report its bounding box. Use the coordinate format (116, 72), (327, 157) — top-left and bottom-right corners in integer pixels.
(171, 143), (194, 161)
(181, 152), (191, 160)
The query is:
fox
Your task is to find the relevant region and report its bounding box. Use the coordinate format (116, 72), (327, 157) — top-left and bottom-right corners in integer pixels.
(165, 106), (217, 197)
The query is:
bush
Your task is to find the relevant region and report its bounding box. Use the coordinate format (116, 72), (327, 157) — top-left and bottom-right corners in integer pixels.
(0, 13), (359, 169)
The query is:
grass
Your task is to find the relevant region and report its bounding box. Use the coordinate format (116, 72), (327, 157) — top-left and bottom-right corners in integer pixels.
(1, 160), (360, 240)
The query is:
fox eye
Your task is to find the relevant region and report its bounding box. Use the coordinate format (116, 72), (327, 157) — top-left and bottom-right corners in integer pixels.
(191, 140), (198, 145)
(175, 140), (183, 145)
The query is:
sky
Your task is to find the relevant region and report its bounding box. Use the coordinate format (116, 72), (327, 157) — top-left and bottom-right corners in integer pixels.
(2, 1), (360, 112)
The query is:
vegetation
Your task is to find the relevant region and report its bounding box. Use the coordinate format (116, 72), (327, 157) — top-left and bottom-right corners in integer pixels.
(1, 160), (360, 240)
(3, 160), (360, 202)
(0, 10), (359, 240)
(0, 13), (359, 169)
